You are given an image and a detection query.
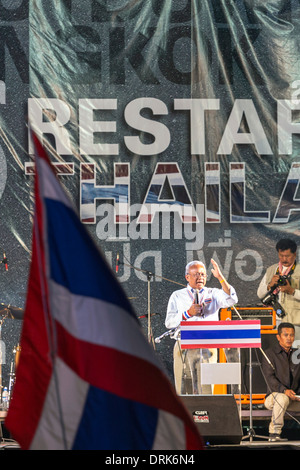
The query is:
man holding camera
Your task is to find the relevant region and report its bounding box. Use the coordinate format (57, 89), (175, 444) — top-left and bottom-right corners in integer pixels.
(257, 239), (300, 343)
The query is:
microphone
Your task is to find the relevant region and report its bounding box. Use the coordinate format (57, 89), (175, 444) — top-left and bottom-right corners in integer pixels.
(2, 253), (7, 271)
(154, 327), (177, 343)
(115, 253), (119, 273)
(194, 289), (199, 304)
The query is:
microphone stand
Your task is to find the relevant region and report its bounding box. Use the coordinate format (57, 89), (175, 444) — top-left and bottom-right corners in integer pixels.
(231, 306), (270, 443)
(119, 260), (185, 348)
(154, 327), (178, 344)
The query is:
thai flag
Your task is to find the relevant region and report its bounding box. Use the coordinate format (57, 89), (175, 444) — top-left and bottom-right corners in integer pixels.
(180, 320), (261, 349)
(5, 133), (203, 450)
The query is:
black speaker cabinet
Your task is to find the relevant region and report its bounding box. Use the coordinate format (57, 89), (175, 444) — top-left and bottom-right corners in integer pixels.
(181, 395), (242, 445)
(241, 333), (278, 394)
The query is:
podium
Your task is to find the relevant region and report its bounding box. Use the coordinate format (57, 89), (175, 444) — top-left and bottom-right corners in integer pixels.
(179, 319), (262, 444)
(179, 320), (261, 394)
(178, 320), (262, 443)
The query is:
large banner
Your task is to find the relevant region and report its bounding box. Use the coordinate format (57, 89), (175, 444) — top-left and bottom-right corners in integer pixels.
(0, 0), (300, 379)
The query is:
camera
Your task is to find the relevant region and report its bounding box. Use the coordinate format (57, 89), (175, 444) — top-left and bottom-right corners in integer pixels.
(276, 274), (289, 286)
(262, 293), (286, 318)
(261, 275), (288, 319)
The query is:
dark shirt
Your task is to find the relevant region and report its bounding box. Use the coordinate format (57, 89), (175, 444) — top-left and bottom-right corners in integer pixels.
(261, 342), (300, 396)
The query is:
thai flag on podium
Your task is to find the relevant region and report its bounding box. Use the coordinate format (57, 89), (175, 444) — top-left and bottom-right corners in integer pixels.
(5, 133), (203, 450)
(180, 320), (261, 349)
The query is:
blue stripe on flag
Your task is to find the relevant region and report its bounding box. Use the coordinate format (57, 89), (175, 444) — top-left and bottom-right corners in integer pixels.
(181, 329), (261, 340)
(72, 386), (158, 450)
(45, 198), (135, 317)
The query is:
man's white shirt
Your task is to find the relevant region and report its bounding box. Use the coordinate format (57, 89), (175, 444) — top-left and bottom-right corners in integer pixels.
(165, 284), (238, 329)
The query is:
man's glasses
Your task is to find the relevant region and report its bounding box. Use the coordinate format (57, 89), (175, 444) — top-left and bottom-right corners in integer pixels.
(187, 272), (207, 278)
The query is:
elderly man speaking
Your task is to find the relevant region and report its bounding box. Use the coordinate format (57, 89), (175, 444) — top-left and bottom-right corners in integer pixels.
(165, 259), (238, 394)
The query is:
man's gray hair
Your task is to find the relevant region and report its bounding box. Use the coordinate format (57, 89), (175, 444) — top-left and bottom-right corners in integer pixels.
(185, 260), (206, 275)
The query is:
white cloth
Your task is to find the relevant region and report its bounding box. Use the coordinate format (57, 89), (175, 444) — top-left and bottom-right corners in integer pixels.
(165, 284), (238, 329)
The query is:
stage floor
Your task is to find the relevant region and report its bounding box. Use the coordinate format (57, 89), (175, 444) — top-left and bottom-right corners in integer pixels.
(0, 405), (299, 451)
(0, 438), (299, 451)
(207, 440), (300, 450)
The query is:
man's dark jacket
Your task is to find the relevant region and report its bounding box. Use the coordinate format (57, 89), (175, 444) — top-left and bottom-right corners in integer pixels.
(261, 342), (300, 396)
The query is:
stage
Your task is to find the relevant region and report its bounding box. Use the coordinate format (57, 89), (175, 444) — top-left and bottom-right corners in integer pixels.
(204, 405), (300, 450)
(1, 405), (299, 451)
(207, 440), (300, 450)
(0, 439), (299, 451)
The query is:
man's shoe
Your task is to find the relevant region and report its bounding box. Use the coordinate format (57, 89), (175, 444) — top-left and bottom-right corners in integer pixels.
(268, 433), (288, 442)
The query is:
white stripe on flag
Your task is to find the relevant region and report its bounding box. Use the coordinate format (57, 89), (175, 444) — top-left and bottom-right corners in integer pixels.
(39, 158), (74, 209)
(30, 358), (89, 450)
(181, 339), (261, 345)
(152, 411), (186, 450)
(181, 324), (261, 330)
(49, 280), (161, 369)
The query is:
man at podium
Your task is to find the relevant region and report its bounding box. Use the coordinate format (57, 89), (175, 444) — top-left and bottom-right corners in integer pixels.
(165, 259), (238, 394)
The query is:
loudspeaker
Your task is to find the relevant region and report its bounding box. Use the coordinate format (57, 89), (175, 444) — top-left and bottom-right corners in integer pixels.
(241, 333), (278, 394)
(181, 395), (242, 445)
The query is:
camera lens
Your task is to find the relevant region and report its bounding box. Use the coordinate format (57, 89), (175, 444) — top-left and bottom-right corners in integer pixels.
(262, 293), (274, 305)
(277, 275), (288, 286)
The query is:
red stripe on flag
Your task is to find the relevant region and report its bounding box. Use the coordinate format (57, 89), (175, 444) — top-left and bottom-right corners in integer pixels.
(55, 320), (200, 430)
(5, 221), (53, 448)
(5, 133), (56, 449)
